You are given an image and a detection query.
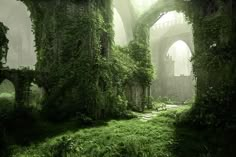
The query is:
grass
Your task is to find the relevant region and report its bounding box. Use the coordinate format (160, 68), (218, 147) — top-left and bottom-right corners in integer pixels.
(5, 105), (236, 157)
(9, 106), (187, 157)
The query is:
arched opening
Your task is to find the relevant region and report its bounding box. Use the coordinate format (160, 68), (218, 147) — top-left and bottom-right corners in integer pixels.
(166, 40), (192, 77)
(150, 11), (191, 42)
(29, 83), (44, 110)
(0, 0), (36, 69)
(113, 8), (128, 46)
(150, 11), (195, 103)
(0, 79), (15, 111)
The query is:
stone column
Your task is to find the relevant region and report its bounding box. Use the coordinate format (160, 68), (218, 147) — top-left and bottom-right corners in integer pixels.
(21, 0), (113, 119)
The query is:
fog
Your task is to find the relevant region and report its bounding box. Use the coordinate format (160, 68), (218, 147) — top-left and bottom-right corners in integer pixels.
(149, 10), (195, 101)
(150, 11), (194, 75)
(131, 0), (159, 16)
(167, 40), (192, 76)
(0, 0), (36, 69)
(0, 0), (193, 77)
(113, 8), (128, 46)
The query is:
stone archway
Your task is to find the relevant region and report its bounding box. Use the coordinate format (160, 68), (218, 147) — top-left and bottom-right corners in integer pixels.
(157, 32), (194, 77)
(0, 69), (38, 108)
(0, 79), (15, 108)
(129, 0), (196, 102)
(166, 40), (192, 76)
(149, 13), (195, 102)
(161, 33), (194, 57)
(151, 39), (195, 102)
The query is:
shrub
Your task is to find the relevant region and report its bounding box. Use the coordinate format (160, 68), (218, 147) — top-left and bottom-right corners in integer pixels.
(48, 136), (80, 157)
(0, 97), (14, 112)
(153, 102), (167, 111)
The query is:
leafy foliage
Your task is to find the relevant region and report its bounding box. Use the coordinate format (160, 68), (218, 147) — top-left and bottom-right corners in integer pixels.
(128, 41), (154, 87)
(0, 22), (8, 68)
(11, 106), (235, 157)
(18, 0), (133, 121)
(10, 107), (184, 157)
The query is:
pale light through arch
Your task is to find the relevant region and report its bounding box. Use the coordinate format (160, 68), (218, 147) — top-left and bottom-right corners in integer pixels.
(0, 79), (15, 109)
(113, 8), (128, 46)
(167, 40), (192, 76)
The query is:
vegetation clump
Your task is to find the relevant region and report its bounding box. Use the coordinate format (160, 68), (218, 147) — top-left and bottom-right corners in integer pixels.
(0, 22), (8, 68)
(10, 105), (235, 157)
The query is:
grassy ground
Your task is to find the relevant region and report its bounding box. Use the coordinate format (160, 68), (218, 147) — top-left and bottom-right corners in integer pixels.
(5, 105), (236, 157)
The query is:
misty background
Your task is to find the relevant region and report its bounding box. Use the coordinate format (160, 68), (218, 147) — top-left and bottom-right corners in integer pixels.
(0, 0), (36, 69)
(0, 0), (192, 77)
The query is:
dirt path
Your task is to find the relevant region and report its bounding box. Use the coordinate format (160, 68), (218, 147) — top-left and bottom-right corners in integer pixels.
(136, 105), (179, 122)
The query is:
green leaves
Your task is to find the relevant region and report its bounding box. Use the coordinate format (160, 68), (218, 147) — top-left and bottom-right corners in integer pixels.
(128, 41), (154, 86)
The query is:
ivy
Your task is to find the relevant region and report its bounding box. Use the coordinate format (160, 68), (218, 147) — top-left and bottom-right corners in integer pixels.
(15, 0), (133, 121)
(4, 0), (233, 125)
(128, 0), (235, 126)
(0, 22), (9, 68)
(128, 41), (154, 87)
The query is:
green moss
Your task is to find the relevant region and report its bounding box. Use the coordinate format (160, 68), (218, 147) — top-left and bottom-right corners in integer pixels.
(15, 0), (132, 120)
(13, 0), (236, 126)
(132, 0), (235, 127)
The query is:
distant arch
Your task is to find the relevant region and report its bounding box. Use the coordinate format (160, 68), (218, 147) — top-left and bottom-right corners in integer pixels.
(166, 40), (192, 76)
(0, 79), (15, 95)
(0, 79), (15, 109)
(163, 37), (194, 56)
(0, 77), (16, 91)
(167, 40), (193, 55)
(145, 2), (195, 101)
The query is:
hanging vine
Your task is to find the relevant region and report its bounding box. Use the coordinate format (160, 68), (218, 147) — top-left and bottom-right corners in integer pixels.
(16, 0), (133, 121)
(0, 22), (9, 68)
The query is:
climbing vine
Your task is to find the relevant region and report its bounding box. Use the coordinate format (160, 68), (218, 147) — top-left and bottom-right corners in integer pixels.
(127, 41), (154, 87)
(17, 0), (132, 121)
(128, 0), (234, 126)
(0, 22), (9, 68)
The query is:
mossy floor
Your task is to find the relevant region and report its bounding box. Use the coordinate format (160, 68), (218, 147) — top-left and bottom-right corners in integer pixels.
(9, 105), (235, 157)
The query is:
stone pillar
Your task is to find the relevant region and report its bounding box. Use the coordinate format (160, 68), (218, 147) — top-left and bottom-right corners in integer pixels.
(21, 0), (113, 119)
(14, 73), (32, 108)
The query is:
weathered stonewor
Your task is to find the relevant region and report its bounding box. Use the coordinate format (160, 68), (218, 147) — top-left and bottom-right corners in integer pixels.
(0, 68), (40, 108)
(19, 0), (114, 119)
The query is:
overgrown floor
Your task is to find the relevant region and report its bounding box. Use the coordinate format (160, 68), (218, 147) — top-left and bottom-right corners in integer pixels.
(9, 106), (235, 157)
